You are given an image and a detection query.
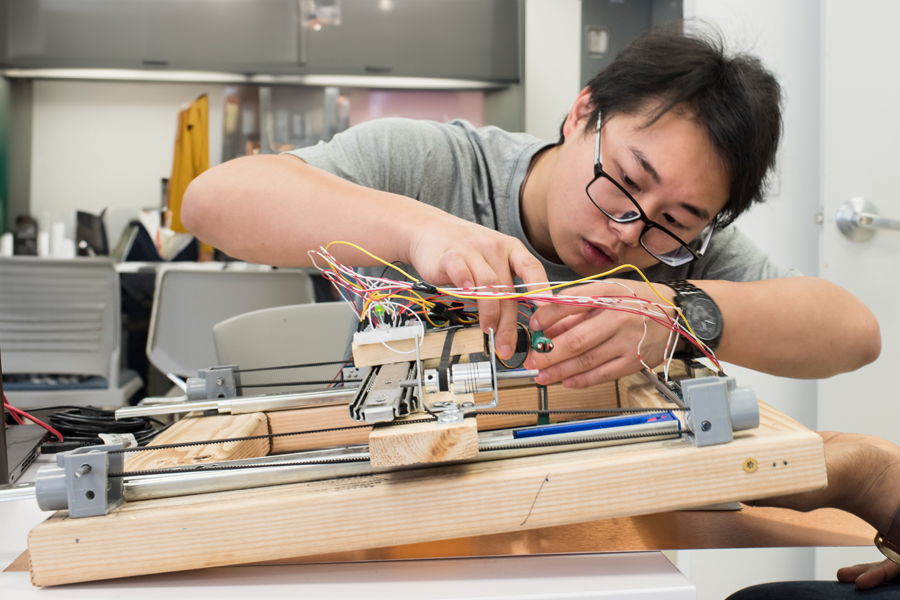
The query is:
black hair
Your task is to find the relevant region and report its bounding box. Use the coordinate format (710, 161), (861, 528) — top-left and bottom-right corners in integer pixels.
(560, 23), (782, 227)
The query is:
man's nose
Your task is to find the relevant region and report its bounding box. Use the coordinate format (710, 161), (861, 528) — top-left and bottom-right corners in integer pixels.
(611, 220), (644, 246)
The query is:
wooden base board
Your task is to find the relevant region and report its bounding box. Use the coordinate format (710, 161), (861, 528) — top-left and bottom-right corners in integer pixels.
(28, 372), (826, 586)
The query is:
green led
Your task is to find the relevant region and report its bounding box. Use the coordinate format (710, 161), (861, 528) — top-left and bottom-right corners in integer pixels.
(531, 330), (554, 353)
(374, 305), (386, 317)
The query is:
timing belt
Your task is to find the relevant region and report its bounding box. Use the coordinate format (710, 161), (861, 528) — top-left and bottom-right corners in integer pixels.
(234, 359), (357, 391)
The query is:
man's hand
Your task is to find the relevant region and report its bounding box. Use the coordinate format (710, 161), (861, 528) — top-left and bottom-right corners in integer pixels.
(523, 279), (677, 387)
(407, 215), (547, 360)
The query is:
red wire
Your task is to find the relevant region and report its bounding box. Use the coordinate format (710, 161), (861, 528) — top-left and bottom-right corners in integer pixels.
(3, 394), (65, 441)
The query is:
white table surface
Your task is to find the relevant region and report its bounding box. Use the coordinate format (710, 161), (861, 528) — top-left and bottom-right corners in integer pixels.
(2, 457), (695, 599)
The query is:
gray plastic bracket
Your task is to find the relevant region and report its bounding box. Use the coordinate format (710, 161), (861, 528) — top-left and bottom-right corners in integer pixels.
(34, 444), (124, 518)
(681, 376), (760, 447)
(185, 365), (241, 401)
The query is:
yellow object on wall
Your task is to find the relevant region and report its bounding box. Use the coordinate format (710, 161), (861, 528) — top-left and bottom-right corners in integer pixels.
(168, 94), (209, 235)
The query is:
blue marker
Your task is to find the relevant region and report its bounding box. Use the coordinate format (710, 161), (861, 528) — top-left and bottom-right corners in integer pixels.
(513, 411), (678, 439)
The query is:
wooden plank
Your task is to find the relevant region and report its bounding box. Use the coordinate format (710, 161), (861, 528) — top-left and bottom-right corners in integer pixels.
(351, 327), (484, 367)
(125, 412), (270, 472)
(369, 415), (479, 467)
(28, 374), (826, 586)
(266, 381), (618, 454)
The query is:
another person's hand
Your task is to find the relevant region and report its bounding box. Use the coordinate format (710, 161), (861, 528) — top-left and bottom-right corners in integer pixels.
(407, 216), (547, 360)
(523, 279), (676, 387)
(753, 432), (900, 589)
(838, 559), (900, 590)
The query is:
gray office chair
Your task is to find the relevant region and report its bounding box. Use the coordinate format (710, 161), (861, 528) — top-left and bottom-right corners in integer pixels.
(213, 302), (357, 396)
(146, 265), (316, 381)
(0, 257), (142, 409)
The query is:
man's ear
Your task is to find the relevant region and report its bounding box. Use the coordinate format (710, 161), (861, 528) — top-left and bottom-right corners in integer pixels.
(562, 88), (593, 141)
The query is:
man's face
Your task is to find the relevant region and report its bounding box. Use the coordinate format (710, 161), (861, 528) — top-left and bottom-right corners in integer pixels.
(545, 107), (731, 276)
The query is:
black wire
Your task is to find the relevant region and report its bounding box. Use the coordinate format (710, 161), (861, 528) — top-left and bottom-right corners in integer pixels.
(45, 407), (168, 446)
(235, 360), (349, 374)
(379, 260), (409, 280)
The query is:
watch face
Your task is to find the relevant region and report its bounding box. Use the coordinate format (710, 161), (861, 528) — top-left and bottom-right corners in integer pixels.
(683, 297), (723, 340)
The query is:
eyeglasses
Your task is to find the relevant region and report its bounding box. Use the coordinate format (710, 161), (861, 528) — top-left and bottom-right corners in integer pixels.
(585, 115), (715, 267)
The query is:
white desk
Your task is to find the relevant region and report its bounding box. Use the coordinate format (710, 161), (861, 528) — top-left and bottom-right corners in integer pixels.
(2, 459), (694, 599)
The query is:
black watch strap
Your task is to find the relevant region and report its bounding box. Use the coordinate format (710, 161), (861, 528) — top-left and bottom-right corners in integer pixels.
(664, 279), (704, 296)
(663, 279), (722, 353)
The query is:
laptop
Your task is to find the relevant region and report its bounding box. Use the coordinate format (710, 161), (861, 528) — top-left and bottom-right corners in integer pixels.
(4, 424), (49, 484)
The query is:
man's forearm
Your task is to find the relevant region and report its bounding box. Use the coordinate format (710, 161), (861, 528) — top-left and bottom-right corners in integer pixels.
(694, 276), (880, 378)
(181, 154), (438, 268)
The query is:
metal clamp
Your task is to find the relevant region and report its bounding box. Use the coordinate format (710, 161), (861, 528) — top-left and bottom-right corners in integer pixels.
(428, 328), (501, 425)
(185, 365), (241, 401)
(681, 376), (759, 447)
(34, 444), (124, 518)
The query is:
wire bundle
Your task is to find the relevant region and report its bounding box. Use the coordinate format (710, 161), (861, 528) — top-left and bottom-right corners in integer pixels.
(310, 242), (721, 375)
(46, 407), (167, 447)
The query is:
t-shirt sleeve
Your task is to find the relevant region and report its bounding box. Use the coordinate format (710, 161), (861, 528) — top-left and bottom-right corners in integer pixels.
(284, 118), (470, 212)
(687, 225), (803, 281)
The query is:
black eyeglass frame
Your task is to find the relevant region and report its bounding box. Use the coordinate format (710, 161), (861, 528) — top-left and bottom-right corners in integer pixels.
(585, 115), (715, 268)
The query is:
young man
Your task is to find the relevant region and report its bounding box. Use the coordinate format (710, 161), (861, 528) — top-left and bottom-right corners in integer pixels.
(182, 26), (880, 384)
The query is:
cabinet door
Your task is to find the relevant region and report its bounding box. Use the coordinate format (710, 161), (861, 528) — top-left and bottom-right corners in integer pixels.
(144, 0), (300, 69)
(306, 0), (519, 81)
(2, 0), (146, 69)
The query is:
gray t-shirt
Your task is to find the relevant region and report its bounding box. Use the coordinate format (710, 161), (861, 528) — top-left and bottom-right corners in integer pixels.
(289, 117), (799, 284)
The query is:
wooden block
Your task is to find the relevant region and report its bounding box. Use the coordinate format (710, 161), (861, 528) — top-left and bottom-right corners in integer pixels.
(125, 412), (270, 472)
(266, 382), (618, 454)
(351, 327), (484, 367)
(369, 415), (479, 467)
(28, 397), (826, 586)
(268, 403), (370, 454)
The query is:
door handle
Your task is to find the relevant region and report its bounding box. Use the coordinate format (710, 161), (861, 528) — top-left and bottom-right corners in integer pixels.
(836, 197), (900, 242)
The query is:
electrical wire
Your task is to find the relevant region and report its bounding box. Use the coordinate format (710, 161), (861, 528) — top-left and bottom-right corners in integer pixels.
(308, 244), (722, 373)
(3, 394), (65, 441)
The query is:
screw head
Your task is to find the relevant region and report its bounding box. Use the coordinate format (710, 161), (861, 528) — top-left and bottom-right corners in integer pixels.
(743, 458), (759, 473)
(700, 420), (712, 432)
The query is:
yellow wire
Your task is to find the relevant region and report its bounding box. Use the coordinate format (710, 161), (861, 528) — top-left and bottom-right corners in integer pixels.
(326, 241), (699, 341)
(326, 241), (420, 282)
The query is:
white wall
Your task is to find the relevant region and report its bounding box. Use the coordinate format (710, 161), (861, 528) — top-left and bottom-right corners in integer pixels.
(524, 0), (582, 140)
(30, 80), (224, 242)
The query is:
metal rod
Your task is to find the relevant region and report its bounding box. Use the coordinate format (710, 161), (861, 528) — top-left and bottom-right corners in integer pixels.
(116, 388), (358, 420)
(226, 389), (357, 414)
(0, 482), (36, 502)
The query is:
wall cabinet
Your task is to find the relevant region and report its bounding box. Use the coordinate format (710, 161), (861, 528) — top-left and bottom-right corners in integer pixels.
(0, 0), (519, 83)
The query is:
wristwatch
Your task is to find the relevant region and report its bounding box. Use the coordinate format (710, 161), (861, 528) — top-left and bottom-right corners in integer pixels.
(663, 280), (723, 353)
(875, 503), (900, 565)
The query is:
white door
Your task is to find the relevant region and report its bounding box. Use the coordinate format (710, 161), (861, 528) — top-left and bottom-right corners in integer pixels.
(819, 1), (900, 443)
(816, 0), (900, 579)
